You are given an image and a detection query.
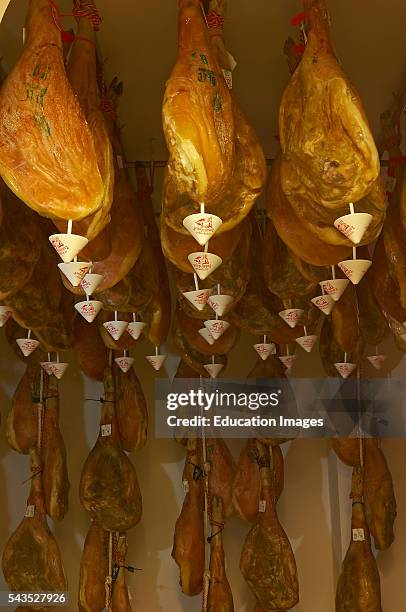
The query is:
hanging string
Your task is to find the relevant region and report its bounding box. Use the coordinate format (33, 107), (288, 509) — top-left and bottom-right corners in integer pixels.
(48, 0), (101, 46)
(105, 531), (113, 611)
(200, 376), (211, 612)
(36, 368), (45, 452)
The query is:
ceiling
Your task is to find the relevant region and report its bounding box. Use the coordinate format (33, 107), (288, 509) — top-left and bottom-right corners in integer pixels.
(0, 0), (405, 168)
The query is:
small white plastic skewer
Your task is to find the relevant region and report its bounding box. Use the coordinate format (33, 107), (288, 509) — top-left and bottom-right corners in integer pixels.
(349, 203), (355, 215)
(27, 329), (31, 339)
(194, 274), (200, 291)
(114, 311), (118, 322)
(353, 247), (357, 260)
(67, 220), (73, 235)
(344, 352), (348, 364)
(303, 326), (308, 337)
(211, 355), (215, 365)
(155, 346), (159, 357)
(263, 335), (267, 344)
(331, 265), (336, 280)
(200, 203), (205, 214)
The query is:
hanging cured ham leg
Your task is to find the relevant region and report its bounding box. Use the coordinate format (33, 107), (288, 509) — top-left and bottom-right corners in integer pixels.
(113, 362), (148, 452)
(79, 366), (142, 532)
(206, 438), (237, 519)
(6, 362), (43, 454)
(207, 496), (234, 612)
(162, 0), (234, 207)
(41, 374), (70, 521)
(172, 437), (205, 596)
(2, 448), (67, 599)
(0, 0), (103, 220)
(79, 521), (110, 612)
(336, 466), (382, 611)
(112, 534), (133, 612)
(240, 441), (299, 610)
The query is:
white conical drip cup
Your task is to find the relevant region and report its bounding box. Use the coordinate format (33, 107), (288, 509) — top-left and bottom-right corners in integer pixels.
(188, 251), (222, 280)
(0, 305), (12, 327)
(145, 354), (167, 371)
(58, 261), (91, 287)
(334, 212), (372, 245)
(50, 362), (69, 380)
(204, 319), (230, 340)
(80, 273), (103, 296)
(207, 294), (234, 317)
(334, 362), (356, 379)
(74, 300), (103, 323)
(311, 294), (335, 315)
(204, 363), (224, 378)
(295, 334), (318, 353)
(16, 337), (40, 357)
(199, 328), (215, 345)
(337, 258), (372, 285)
(367, 355), (386, 370)
(103, 320), (129, 341)
(183, 212), (223, 246)
(278, 355), (297, 370)
(319, 279), (349, 302)
(115, 356), (134, 373)
(182, 288), (213, 311)
(127, 321), (146, 340)
(278, 309), (303, 328)
(49, 233), (88, 263)
(253, 343), (276, 361)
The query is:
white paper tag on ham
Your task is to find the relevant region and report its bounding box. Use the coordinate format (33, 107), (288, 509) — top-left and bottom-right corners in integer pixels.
(117, 155), (124, 169)
(222, 69), (233, 89)
(101, 424), (112, 437)
(352, 528), (365, 541)
(259, 500), (266, 513)
(25, 504), (35, 518)
(182, 479), (190, 493)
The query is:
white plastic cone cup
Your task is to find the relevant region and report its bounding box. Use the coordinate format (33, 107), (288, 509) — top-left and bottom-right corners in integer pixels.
(188, 252), (222, 280)
(334, 212), (372, 245)
(204, 363), (224, 378)
(337, 259), (372, 285)
(278, 355), (297, 370)
(74, 300), (103, 323)
(146, 354), (166, 371)
(0, 305), (12, 327)
(16, 338), (40, 357)
(103, 320), (129, 341)
(182, 288), (213, 311)
(319, 279), (349, 302)
(198, 328), (215, 345)
(311, 294), (335, 315)
(295, 335), (318, 353)
(367, 355), (386, 370)
(204, 319), (230, 340)
(334, 362), (356, 379)
(40, 361), (55, 376)
(49, 233), (89, 263)
(207, 294), (234, 317)
(127, 321), (146, 340)
(278, 309), (303, 328)
(50, 362), (69, 380)
(254, 343), (275, 361)
(183, 213), (223, 246)
(80, 273), (103, 296)
(115, 356), (134, 373)
(58, 261), (91, 287)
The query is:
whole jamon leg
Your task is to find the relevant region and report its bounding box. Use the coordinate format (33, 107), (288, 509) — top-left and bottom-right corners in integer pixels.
(79, 367), (142, 532)
(2, 449), (67, 607)
(40, 374), (69, 521)
(6, 362), (44, 454)
(172, 437), (205, 596)
(240, 442), (299, 610)
(113, 362), (148, 452)
(336, 467), (382, 611)
(207, 496), (234, 612)
(233, 441), (284, 523)
(78, 521), (109, 612)
(0, 0), (103, 220)
(112, 534), (133, 612)
(162, 0), (234, 208)
(363, 440), (396, 551)
(206, 438), (237, 520)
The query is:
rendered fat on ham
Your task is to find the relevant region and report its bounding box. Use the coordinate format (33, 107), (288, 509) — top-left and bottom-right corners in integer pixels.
(0, 0), (104, 221)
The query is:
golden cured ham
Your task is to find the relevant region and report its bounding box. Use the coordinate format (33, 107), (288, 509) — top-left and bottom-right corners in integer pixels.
(163, 0), (234, 208)
(79, 367), (142, 532)
(73, 316), (108, 381)
(0, 0), (103, 220)
(2, 449), (67, 603)
(336, 467), (382, 611)
(279, 0), (379, 213)
(53, 0), (114, 246)
(206, 438), (237, 520)
(111, 534), (133, 612)
(240, 443), (299, 610)
(172, 437), (205, 596)
(78, 521), (109, 612)
(207, 497), (234, 612)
